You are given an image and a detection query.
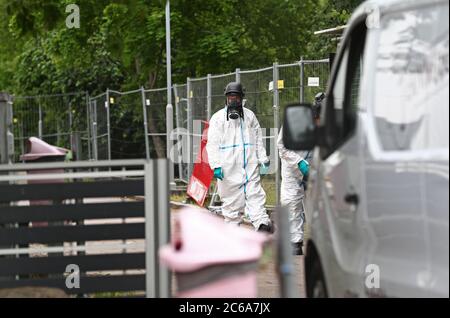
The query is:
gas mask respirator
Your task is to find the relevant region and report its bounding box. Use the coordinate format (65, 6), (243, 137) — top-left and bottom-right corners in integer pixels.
(226, 99), (244, 121)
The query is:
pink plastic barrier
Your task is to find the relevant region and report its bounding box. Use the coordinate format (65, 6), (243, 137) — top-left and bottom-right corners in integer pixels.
(20, 137), (69, 227)
(159, 207), (268, 297)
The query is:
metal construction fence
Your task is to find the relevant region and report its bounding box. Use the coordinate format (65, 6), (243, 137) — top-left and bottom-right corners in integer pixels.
(11, 58), (330, 203)
(12, 92), (91, 162)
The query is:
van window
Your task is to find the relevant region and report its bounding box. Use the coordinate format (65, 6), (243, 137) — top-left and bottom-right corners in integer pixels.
(331, 47), (349, 136)
(332, 49), (349, 112)
(321, 21), (366, 159)
(373, 3), (449, 152)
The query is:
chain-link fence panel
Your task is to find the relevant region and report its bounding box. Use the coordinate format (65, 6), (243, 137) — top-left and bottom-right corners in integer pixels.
(190, 77), (208, 123)
(187, 77), (208, 178)
(12, 97), (39, 162)
(12, 92), (89, 162)
(277, 60), (329, 137)
(278, 63), (302, 120)
(67, 93), (90, 161)
(90, 93), (108, 161)
(41, 95), (70, 149)
(239, 67), (277, 205)
(239, 67), (275, 161)
(108, 89), (146, 160)
(240, 67), (274, 130)
(144, 88), (167, 159)
(174, 84), (188, 131)
(301, 59), (330, 104)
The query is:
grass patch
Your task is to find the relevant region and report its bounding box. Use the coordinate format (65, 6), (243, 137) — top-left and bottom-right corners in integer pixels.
(259, 244), (274, 270)
(261, 176), (277, 206)
(171, 176), (278, 207)
(170, 193), (187, 203)
(93, 291), (141, 298)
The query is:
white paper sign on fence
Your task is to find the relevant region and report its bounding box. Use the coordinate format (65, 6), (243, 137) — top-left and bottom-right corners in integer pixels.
(308, 77), (320, 87)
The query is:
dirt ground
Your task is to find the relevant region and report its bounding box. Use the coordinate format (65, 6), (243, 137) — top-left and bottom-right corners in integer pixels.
(256, 249), (306, 298)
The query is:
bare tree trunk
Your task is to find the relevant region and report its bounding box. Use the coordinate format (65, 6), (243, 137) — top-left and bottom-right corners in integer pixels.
(135, 58), (141, 78)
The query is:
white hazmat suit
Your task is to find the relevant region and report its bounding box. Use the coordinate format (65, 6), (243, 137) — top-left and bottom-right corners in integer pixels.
(277, 127), (312, 243)
(207, 107), (271, 230)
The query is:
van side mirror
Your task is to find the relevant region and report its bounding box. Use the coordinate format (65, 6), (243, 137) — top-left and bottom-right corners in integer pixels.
(283, 103), (317, 151)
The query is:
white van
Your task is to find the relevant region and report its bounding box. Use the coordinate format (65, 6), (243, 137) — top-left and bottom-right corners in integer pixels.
(282, 0), (449, 297)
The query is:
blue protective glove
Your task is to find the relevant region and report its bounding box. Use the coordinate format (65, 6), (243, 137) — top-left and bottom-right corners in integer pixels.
(298, 159), (310, 177)
(259, 161), (270, 175)
(213, 167), (224, 180)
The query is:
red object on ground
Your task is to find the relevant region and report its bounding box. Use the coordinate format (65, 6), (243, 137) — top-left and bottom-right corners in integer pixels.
(187, 121), (214, 206)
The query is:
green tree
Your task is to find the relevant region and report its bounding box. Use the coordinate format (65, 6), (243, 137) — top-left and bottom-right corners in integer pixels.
(0, 0), (364, 158)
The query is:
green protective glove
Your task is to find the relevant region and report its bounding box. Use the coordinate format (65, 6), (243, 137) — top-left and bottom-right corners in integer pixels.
(213, 167), (224, 180)
(298, 159), (310, 177)
(259, 161), (270, 175)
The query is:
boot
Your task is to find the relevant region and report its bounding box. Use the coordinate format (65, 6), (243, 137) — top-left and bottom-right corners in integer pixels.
(292, 241), (303, 255)
(257, 222), (274, 233)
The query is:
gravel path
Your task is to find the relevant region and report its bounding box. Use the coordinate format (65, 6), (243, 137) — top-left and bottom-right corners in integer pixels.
(256, 250), (306, 298)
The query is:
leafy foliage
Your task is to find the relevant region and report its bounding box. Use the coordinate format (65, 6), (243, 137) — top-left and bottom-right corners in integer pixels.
(0, 0), (363, 93)
(0, 0), (362, 157)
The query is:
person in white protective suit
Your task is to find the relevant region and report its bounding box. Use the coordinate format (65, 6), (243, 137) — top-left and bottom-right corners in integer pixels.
(206, 82), (273, 233)
(277, 92), (324, 255)
(277, 127), (312, 255)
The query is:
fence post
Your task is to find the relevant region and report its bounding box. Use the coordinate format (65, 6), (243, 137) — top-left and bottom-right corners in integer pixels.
(166, 97), (175, 187)
(173, 84), (184, 182)
(86, 92), (92, 160)
(91, 99), (98, 161)
(273, 63), (280, 206)
(145, 161), (157, 297)
(141, 87), (150, 160)
(235, 68), (241, 83)
(19, 120), (24, 161)
(145, 159), (171, 298)
(299, 57), (304, 103)
(207, 74), (212, 120)
(56, 120), (61, 146)
(69, 96), (82, 160)
(0, 93), (14, 164)
(275, 205), (299, 297)
(157, 159), (170, 297)
(68, 97), (74, 156)
(38, 97), (43, 139)
(106, 88), (111, 160)
(186, 78), (193, 181)
(165, 0), (175, 188)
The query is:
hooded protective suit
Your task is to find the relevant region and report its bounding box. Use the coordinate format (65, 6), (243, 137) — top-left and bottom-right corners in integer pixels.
(206, 106), (271, 230)
(277, 127), (312, 243)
